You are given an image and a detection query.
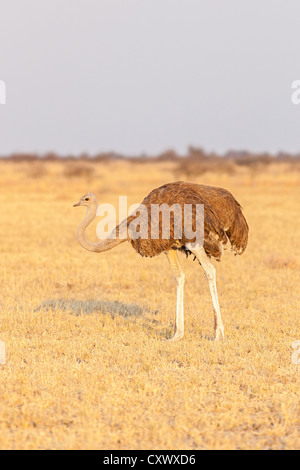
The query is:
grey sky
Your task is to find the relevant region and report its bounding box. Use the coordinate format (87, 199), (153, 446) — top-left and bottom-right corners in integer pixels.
(1, 0), (300, 156)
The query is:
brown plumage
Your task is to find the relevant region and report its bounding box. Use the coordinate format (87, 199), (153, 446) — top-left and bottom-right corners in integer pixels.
(74, 181), (249, 342)
(125, 181), (248, 260)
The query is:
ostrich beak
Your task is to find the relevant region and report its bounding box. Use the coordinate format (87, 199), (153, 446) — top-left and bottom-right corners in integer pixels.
(73, 201), (81, 207)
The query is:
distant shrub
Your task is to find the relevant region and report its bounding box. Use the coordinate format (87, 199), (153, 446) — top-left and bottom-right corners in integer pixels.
(174, 147), (236, 177)
(234, 154), (273, 167)
(9, 153), (39, 162)
(175, 159), (236, 177)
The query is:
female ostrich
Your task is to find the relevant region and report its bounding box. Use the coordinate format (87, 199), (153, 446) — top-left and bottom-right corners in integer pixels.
(73, 181), (248, 341)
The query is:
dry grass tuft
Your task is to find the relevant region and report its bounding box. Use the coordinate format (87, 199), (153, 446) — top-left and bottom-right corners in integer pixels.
(26, 162), (48, 179)
(63, 163), (95, 179)
(264, 255), (298, 270)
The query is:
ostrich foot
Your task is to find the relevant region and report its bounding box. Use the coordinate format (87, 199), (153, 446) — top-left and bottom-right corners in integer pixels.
(215, 326), (225, 341)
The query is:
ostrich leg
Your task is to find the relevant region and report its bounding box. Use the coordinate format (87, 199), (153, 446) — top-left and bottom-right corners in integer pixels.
(186, 244), (225, 341)
(165, 249), (185, 341)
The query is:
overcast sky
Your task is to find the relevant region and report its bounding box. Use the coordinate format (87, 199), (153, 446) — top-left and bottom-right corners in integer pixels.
(1, 0), (300, 156)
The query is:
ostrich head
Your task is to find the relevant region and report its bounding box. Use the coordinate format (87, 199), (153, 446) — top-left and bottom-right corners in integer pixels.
(73, 192), (98, 208)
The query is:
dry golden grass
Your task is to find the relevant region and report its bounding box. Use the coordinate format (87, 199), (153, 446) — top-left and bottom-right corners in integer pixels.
(0, 159), (299, 450)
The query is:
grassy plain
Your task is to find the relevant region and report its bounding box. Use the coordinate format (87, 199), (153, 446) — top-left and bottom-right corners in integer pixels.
(0, 158), (299, 449)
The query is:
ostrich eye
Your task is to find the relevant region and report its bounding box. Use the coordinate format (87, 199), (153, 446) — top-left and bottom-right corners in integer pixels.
(85, 197), (89, 201)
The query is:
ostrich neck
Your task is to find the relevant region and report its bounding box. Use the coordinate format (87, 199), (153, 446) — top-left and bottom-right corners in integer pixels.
(77, 204), (125, 253)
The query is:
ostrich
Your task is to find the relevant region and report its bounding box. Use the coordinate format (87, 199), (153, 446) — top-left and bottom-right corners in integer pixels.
(73, 181), (249, 341)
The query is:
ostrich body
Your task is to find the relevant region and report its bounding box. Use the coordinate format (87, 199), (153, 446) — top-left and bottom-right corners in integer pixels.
(74, 181), (249, 341)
